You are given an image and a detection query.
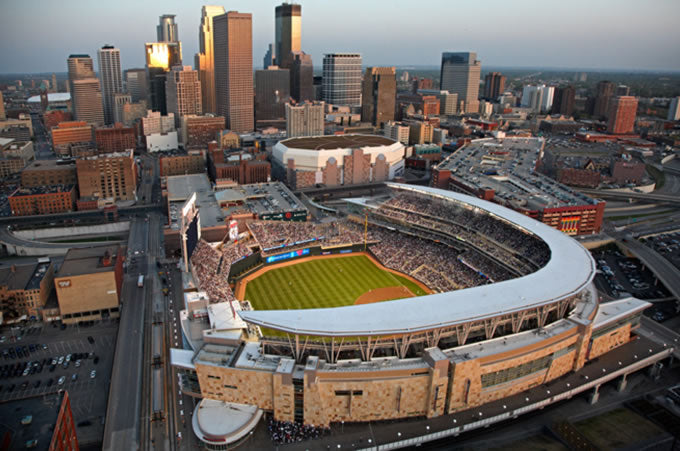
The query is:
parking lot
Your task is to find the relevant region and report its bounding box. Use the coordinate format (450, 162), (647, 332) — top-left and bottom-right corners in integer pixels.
(642, 232), (680, 271)
(0, 319), (118, 448)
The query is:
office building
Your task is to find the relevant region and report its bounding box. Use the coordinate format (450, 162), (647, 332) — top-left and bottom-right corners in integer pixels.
(616, 85), (631, 96)
(166, 66), (202, 124)
(417, 90), (458, 116)
(322, 53), (362, 107)
(668, 97), (680, 121)
(75, 149), (137, 201)
(159, 150), (206, 176)
(145, 42), (182, 115)
(54, 245), (123, 323)
(113, 93), (131, 124)
(408, 121), (434, 145)
(275, 3), (301, 68)
(0, 92), (5, 120)
(290, 51), (313, 102)
(285, 101), (324, 138)
(50, 73), (58, 92)
(263, 43), (275, 69)
(196, 5), (226, 114)
(361, 67), (396, 127)
(209, 151), (271, 184)
(21, 159), (77, 188)
(214, 11), (254, 132)
(51, 121), (93, 155)
(121, 101), (148, 126)
(0, 115), (33, 141)
(0, 138), (34, 177)
(181, 115), (225, 148)
(67, 54), (105, 125)
(0, 260), (54, 320)
(440, 52), (481, 114)
(9, 185), (76, 216)
(593, 81), (615, 118)
(157, 14), (179, 42)
(255, 66), (290, 122)
(483, 72), (506, 100)
(383, 121), (410, 145)
(607, 96), (638, 134)
(124, 68), (148, 102)
(551, 85), (575, 116)
(95, 123), (136, 153)
(521, 85), (554, 113)
(142, 110), (175, 135)
(97, 45), (123, 124)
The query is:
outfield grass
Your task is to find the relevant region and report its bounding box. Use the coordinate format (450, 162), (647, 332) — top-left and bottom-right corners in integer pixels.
(244, 255), (424, 311)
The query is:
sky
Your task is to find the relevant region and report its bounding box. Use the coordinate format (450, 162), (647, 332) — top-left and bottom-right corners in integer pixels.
(1, 0), (679, 74)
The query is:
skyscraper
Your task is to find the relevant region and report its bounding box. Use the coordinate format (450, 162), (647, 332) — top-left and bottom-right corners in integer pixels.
(361, 67), (396, 127)
(520, 85), (554, 113)
(668, 97), (680, 121)
(67, 54), (105, 125)
(145, 42), (182, 115)
(166, 66), (202, 124)
(255, 66), (290, 122)
(263, 44), (275, 69)
(97, 46), (122, 125)
(440, 52), (481, 114)
(607, 96), (638, 134)
(483, 72), (506, 100)
(593, 81), (615, 118)
(195, 5), (226, 114)
(286, 101), (325, 137)
(157, 14), (179, 42)
(322, 53), (362, 107)
(551, 85), (575, 116)
(290, 51), (313, 102)
(213, 11), (254, 132)
(0, 92), (5, 120)
(275, 3), (301, 68)
(51, 73), (58, 93)
(124, 68), (148, 103)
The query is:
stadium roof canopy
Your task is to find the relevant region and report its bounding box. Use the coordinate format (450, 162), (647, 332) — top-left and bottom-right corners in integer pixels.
(280, 134), (396, 150)
(238, 183), (596, 337)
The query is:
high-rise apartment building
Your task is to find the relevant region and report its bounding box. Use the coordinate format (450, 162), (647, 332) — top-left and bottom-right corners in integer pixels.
(124, 68), (148, 102)
(521, 85), (554, 113)
(551, 85), (575, 116)
(667, 97), (680, 121)
(51, 73), (58, 92)
(97, 46), (122, 125)
(213, 11), (254, 133)
(255, 67), (290, 122)
(195, 5), (226, 114)
(616, 85), (631, 96)
(67, 54), (105, 125)
(607, 96), (638, 134)
(76, 149), (137, 201)
(0, 92), (5, 120)
(145, 42), (182, 115)
(157, 14), (179, 42)
(440, 52), (481, 114)
(383, 121), (410, 145)
(290, 51), (313, 103)
(593, 81), (615, 118)
(286, 101), (324, 137)
(166, 66), (202, 124)
(322, 54), (362, 107)
(361, 67), (396, 127)
(275, 3), (301, 68)
(483, 72), (506, 100)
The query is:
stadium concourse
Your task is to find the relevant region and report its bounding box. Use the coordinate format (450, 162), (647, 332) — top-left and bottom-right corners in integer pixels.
(171, 183), (664, 449)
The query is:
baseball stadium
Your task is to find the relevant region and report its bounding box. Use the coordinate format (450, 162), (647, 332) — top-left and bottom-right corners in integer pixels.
(171, 182), (668, 449)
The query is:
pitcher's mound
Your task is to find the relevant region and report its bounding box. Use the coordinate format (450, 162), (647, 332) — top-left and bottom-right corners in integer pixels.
(354, 286), (414, 305)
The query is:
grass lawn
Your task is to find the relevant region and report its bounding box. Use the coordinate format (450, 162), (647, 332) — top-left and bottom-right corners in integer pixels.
(574, 407), (666, 450)
(244, 254), (425, 311)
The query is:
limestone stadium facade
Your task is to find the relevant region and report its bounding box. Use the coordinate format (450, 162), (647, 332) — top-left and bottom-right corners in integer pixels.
(171, 183), (654, 448)
(271, 134), (406, 189)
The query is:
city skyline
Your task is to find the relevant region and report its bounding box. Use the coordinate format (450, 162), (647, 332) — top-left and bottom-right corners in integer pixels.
(1, 0), (679, 74)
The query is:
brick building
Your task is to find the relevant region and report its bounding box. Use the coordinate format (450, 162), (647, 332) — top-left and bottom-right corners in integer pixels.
(75, 150), (137, 201)
(181, 115), (225, 149)
(208, 149), (270, 184)
(95, 123), (136, 153)
(52, 121), (93, 156)
(9, 185), (76, 216)
(0, 260), (54, 320)
(607, 96), (638, 135)
(160, 150), (206, 177)
(44, 110), (73, 130)
(21, 159), (78, 187)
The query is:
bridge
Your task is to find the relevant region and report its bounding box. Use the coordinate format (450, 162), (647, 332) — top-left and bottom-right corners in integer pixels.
(620, 237), (680, 304)
(578, 188), (680, 205)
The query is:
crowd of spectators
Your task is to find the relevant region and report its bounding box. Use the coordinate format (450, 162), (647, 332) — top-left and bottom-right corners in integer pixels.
(190, 239), (253, 304)
(267, 416), (329, 445)
(248, 220), (364, 255)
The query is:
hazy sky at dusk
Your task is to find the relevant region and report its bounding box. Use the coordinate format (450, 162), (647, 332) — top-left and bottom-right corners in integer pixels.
(1, 0), (679, 73)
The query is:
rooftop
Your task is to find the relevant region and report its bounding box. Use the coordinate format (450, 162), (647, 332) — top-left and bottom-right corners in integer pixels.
(57, 245), (120, 277)
(167, 174), (224, 229)
(436, 137), (599, 211)
(215, 182), (307, 218)
(238, 183), (597, 337)
(27, 93), (71, 103)
(0, 392), (67, 450)
(23, 159), (77, 171)
(281, 134), (396, 150)
(10, 184), (74, 197)
(0, 261), (50, 291)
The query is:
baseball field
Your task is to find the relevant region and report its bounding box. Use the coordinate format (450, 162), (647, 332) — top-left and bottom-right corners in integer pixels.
(241, 254), (430, 312)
